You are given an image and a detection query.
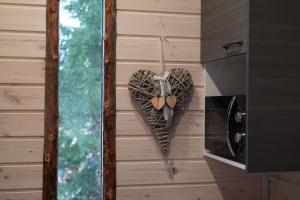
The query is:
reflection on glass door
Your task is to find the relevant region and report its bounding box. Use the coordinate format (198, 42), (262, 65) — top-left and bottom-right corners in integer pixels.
(58, 0), (104, 199)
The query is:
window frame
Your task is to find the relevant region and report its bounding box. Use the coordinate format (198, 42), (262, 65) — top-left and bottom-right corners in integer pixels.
(43, 0), (116, 199)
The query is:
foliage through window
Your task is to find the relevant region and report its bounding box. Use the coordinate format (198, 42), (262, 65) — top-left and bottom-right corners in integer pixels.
(58, 0), (104, 199)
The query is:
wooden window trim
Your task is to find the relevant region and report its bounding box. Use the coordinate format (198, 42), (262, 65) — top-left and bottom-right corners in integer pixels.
(43, 0), (116, 199)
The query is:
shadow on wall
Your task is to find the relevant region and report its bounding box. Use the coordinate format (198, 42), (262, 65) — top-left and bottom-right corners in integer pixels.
(206, 158), (263, 200)
(269, 172), (300, 200)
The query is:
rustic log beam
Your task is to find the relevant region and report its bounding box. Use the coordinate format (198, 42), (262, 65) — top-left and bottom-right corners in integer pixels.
(43, 0), (59, 199)
(103, 0), (117, 200)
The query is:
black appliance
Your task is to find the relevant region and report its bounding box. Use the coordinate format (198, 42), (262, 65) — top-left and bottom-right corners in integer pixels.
(202, 0), (300, 172)
(205, 55), (246, 165)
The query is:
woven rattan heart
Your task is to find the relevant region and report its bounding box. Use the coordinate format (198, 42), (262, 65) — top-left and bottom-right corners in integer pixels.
(128, 68), (193, 156)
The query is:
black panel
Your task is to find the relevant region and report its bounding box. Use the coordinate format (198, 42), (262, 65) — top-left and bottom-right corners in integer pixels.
(205, 96), (246, 164)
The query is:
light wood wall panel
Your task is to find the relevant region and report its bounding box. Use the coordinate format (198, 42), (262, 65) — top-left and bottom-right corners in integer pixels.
(0, 33), (45, 58)
(0, 113), (44, 137)
(117, 0), (201, 14)
(270, 177), (300, 200)
(117, 37), (200, 62)
(116, 62), (203, 86)
(116, 111), (204, 136)
(0, 0), (45, 5)
(0, 0), (45, 197)
(117, 11), (200, 38)
(0, 59), (45, 84)
(0, 191), (42, 200)
(0, 5), (45, 31)
(116, 87), (204, 111)
(117, 160), (262, 186)
(117, 136), (203, 161)
(269, 173), (300, 200)
(0, 139), (43, 163)
(117, 182), (262, 200)
(0, 86), (44, 110)
(0, 165), (42, 190)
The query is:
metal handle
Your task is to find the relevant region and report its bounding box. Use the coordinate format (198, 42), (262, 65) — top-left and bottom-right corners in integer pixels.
(222, 40), (244, 50)
(226, 96), (237, 157)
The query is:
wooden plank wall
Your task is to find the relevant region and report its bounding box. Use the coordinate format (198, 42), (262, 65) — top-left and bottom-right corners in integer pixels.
(269, 173), (300, 200)
(0, 0), (45, 199)
(116, 0), (263, 199)
(0, 0), (298, 200)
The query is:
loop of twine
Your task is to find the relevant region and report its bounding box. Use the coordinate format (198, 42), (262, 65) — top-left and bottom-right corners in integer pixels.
(159, 36), (168, 74)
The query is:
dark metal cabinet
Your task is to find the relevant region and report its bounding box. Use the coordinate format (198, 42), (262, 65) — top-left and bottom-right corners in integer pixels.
(201, 0), (248, 63)
(202, 0), (300, 172)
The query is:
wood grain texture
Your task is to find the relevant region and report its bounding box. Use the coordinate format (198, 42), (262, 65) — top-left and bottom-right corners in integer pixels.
(117, 182), (262, 200)
(117, 11), (200, 38)
(0, 139), (43, 163)
(117, 136), (203, 161)
(0, 32), (45, 58)
(0, 165), (42, 190)
(116, 62), (203, 87)
(247, 0), (300, 172)
(269, 175), (300, 200)
(117, 0), (201, 14)
(275, 172), (300, 184)
(43, 0), (58, 199)
(0, 86), (44, 110)
(0, 190), (42, 200)
(117, 37), (200, 62)
(0, 0), (45, 5)
(103, 0), (117, 199)
(117, 159), (262, 186)
(116, 111), (204, 136)
(116, 87), (204, 111)
(0, 59), (45, 84)
(201, 0), (247, 63)
(0, 113), (44, 137)
(0, 5), (45, 32)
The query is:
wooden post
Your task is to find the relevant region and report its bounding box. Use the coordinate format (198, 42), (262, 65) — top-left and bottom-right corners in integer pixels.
(43, 0), (59, 199)
(103, 0), (117, 199)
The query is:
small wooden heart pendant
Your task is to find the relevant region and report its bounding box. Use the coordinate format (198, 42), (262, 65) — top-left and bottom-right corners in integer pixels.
(151, 96), (165, 110)
(166, 95), (177, 108)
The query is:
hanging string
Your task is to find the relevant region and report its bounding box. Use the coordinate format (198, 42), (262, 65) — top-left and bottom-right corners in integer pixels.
(159, 36), (167, 74)
(154, 36), (173, 125)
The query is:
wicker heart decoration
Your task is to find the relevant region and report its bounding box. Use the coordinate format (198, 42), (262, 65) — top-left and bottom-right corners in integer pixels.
(128, 68), (193, 156)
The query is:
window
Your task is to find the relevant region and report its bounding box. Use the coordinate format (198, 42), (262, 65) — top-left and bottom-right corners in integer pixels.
(58, 0), (104, 199)
(43, 0), (116, 199)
